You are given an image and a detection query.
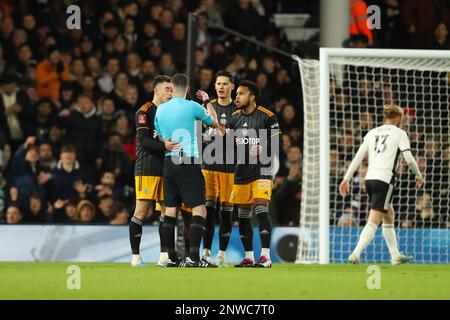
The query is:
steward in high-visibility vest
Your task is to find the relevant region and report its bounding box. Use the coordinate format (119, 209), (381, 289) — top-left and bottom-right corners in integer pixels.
(350, 0), (373, 44)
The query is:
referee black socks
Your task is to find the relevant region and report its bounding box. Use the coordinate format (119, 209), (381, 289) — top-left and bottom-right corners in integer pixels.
(158, 215), (166, 253)
(129, 216), (143, 255)
(203, 201), (216, 251)
(219, 205), (233, 251)
(162, 215), (177, 261)
(189, 215), (205, 262)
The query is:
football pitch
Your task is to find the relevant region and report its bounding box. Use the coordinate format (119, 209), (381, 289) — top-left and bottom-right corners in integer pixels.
(0, 263), (449, 300)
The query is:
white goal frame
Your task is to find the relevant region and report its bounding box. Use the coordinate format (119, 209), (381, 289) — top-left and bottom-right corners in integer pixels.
(318, 48), (450, 264)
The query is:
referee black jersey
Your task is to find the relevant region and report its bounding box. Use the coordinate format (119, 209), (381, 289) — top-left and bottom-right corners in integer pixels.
(134, 101), (165, 177)
(229, 106), (280, 184)
(202, 99), (237, 173)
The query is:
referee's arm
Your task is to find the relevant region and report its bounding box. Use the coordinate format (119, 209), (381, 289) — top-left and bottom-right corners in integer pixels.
(193, 101), (225, 135)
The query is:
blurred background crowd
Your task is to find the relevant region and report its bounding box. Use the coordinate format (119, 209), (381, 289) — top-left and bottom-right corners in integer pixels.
(0, 0), (449, 227)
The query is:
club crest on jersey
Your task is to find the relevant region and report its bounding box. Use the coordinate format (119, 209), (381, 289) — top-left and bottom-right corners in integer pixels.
(219, 113), (227, 126)
(242, 122), (248, 136)
(138, 114), (146, 124)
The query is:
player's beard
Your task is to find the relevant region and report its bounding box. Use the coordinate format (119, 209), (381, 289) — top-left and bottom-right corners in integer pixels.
(236, 101), (248, 110)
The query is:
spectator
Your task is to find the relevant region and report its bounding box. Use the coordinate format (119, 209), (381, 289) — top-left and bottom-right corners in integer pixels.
(111, 113), (135, 158)
(123, 85), (140, 112)
(279, 103), (300, 132)
(77, 199), (96, 223)
(0, 74), (34, 151)
(429, 22), (450, 50)
(196, 66), (214, 97)
(81, 74), (100, 101)
(159, 52), (177, 77)
(196, 13), (212, 56)
(23, 194), (49, 223)
(86, 56), (102, 78)
(52, 199), (78, 224)
(50, 146), (87, 202)
(98, 56), (121, 94)
(7, 137), (49, 207)
(6, 205), (22, 224)
(224, 0), (263, 39)
(38, 142), (57, 170)
(278, 145), (302, 178)
(169, 21), (187, 69)
(99, 132), (133, 187)
(402, 0), (450, 48)
(59, 81), (75, 110)
(36, 46), (71, 102)
(255, 72), (274, 107)
(110, 72), (129, 110)
(97, 96), (116, 137)
(109, 201), (130, 225)
(15, 43), (36, 77)
(125, 52), (142, 85)
(0, 166), (6, 220)
(33, 99), (55, 142)
(96, 195), (115, 223)
(123, 16), (138, 51)
(272, 162), (301, 226)
(196, 0), (224, 28)
(58, 94), (102, 178)
(376, 0), (409, 48)
(48, 125), (63, 157)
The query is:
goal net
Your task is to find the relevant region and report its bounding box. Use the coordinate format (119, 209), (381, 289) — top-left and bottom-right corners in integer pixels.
(296, 49), (450, 264)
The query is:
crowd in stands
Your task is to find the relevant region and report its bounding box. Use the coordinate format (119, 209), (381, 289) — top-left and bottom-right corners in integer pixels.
(0, 0), (448, 228)
(0, 0), (303, 226)
(349, 0), (450, 50)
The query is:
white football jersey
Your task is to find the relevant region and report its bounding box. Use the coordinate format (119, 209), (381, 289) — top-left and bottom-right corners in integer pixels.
(360, 124), (411, 184)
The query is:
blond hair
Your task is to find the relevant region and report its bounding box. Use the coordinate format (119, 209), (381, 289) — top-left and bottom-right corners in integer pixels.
(383, 104), (403, 120)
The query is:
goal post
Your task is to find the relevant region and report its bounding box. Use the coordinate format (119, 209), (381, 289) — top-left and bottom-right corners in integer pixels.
(296, 48), (450, 264)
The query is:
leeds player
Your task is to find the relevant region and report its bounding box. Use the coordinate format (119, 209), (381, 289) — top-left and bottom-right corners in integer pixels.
(339, 104), (424, 265)
(129, 76), (179, 267)
(196, 71), (237, 267)
(228, 80), (280, 268)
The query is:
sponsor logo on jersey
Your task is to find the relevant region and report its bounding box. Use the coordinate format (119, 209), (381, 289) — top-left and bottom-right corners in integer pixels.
(219, 113), (227, 125)
(235, 137), (260, 145)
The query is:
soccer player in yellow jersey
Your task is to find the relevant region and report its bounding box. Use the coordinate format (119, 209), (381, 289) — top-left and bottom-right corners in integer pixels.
(228, 80), (280, 268)
(129, 76), (179, 267)
(196, 71), (237, 267)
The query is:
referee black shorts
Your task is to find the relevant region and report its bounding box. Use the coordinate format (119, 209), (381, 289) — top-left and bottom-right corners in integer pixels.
(163, 157), (206, 208)
(365, 179), (395, 213)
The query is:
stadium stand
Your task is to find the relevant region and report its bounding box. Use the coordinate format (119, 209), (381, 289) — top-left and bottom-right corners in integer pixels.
(0, 0), (448, 230)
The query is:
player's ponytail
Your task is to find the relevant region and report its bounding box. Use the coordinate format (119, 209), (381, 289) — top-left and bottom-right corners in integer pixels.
(383, 104), (403, 120)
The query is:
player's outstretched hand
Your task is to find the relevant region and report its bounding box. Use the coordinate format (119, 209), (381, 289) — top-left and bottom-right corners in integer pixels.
(416, 176), (424, 189)
(164, 136), (180, 151)
(196, 90), (209, 103)
(216, 125), (226, 137)
(250, 145), (262, 156)
(339, 180), (350, 197)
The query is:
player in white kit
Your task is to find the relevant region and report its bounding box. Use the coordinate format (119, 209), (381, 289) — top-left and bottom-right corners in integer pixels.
(339, 105), (424, 265)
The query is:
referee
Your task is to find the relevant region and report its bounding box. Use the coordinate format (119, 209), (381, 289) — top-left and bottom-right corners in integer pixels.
(155, 74), (225, 267)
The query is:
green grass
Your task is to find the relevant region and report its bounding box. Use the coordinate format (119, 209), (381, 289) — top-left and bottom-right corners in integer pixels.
(0, 263), (449, 300)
